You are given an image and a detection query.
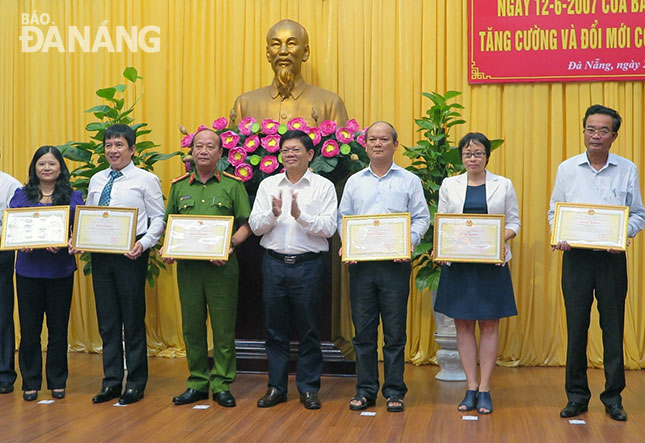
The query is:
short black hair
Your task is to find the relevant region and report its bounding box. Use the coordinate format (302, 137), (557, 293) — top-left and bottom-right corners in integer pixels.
(104, 124), (136, 148)
(458, 132), (491, 164)
(583, 104), (622, 132)
(279, 129), (314, 151)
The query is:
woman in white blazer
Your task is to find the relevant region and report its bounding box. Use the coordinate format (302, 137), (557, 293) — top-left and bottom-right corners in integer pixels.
(434, 132), (520, 415)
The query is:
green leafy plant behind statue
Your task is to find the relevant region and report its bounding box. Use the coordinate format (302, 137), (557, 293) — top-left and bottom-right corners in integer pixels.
(403, 91), (502, 292)
(58, 67), (180, 287)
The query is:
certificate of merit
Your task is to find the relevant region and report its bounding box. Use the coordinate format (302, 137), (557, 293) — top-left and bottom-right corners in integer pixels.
(433, 214), (505, 263)
(0, 206), (70, 250)
(551, 202), (628, 251)
(162, 215), (234, 260)
(72, 206), (138, 254)
(342, 213), (411, 262)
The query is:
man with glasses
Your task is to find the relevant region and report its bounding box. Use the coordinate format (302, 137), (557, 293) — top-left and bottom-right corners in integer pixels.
(549, 105), (645, 421)
(249, 130), (337, 410)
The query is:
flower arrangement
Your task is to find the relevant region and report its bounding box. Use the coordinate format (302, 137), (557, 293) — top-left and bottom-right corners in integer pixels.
(178, 117), (369, 191)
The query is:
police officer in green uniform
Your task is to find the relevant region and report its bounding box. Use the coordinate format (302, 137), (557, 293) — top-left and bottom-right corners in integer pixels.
(163, 128), (252, 407)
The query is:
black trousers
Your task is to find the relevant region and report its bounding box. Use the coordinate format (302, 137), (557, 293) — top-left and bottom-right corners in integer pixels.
(561, 249), (627, 406)
(16, 274), (74, 391)
(91, 250), (149, 390)
(0, 251), (16, 386)
(262, 254), (324, 394)
(349, 261), (411, 400)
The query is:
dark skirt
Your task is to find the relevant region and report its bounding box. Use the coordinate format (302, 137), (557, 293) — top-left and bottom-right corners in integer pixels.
(434, 262), (517, 320)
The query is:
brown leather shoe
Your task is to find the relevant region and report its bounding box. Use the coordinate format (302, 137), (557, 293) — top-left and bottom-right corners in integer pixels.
(257, 387), (287, 408)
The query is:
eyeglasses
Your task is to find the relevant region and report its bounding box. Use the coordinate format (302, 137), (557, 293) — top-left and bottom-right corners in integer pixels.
(583, 127), (614, 137)
(461, 151), (486, 159)
(279, 147), (303, 155)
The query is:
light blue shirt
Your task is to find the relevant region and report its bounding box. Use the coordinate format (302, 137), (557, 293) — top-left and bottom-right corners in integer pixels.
(548, 153), (645, 238)
(337, 163), (430, 246)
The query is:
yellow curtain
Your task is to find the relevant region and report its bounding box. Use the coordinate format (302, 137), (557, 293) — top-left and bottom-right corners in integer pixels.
(1, 0), (644, 368)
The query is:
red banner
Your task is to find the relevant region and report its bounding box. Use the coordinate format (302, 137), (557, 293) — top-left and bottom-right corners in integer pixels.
(468, 0), (645, 83)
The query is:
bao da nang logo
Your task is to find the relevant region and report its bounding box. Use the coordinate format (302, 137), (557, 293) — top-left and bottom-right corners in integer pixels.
(19, 12), (161, 53)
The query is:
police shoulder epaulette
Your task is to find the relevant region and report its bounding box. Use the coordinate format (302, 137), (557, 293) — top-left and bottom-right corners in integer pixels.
(170, 173), (190, 184)
(222, 171), (242, 181)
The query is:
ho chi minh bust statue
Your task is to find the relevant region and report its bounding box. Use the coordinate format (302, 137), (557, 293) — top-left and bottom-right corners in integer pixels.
(230, 19), (348, 127)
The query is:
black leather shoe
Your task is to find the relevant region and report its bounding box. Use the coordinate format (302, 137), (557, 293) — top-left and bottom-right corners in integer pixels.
(300, 392), (321, 410)
(92, 386), (121, 404)
(560, 401), (588, 418)
(257, 387), (287, 408)
(213, 391), (236, 407)
(0, 382), (13, 394)
(173, 388), (209, 405)
(605, 404), (627, 421)
(23, 390), (38, 401)
(119, 387), (144, 405)
(51, 389), (65, 399)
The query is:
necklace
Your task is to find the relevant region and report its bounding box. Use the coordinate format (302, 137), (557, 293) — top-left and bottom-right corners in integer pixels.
(40, 190), (54, 197)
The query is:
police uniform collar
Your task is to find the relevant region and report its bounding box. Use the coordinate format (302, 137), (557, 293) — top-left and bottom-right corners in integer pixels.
(270, 77), (306, 100)
(189, 169), (221, 184)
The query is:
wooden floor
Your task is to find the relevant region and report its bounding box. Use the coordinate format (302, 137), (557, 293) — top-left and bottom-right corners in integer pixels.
(1, 353), (644, 443)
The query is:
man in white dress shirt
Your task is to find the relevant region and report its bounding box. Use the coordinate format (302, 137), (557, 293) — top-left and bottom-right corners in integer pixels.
(549, 105), (645, 421)
(249, 130), (337, 410)
(0, 169), (21, 394)
(82, 124), (165, 405)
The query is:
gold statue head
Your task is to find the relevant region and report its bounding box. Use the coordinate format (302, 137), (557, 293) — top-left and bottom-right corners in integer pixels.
(266, 20), (310, 98)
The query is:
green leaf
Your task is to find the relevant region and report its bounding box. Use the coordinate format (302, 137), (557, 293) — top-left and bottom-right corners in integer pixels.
(85, 105), (112, 114)
(96, 87), (116, 99)
(310, 155), (337, 173)
(123, 67), (138, 82)
(62, 147), (93, 162)
(114, 84), (127, 92)
(490, 139), (504, 151)
(86, 122), (106, 132)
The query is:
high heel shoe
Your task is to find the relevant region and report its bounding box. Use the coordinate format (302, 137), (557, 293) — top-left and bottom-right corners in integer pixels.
(23, 390), (38, 401)
(52, 389), (65, 399)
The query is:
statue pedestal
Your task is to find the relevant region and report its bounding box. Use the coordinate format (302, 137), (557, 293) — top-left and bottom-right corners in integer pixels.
(433, 309), (466, 381)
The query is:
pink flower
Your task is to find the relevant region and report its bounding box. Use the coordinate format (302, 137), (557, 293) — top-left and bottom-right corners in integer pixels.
(321, 140), (340, 158)
(287, 118), (308, 131)
(196, 124), (209, 133)
(235, 163), (253, 182)
(319, 120), (338, 136)
(243, 135), (260, 153)
(357, 134), (366, 147)
(261, 134), (281, 153)
(212, 117), (228, 130)
(335, 127), (354, 144)
(261, 119), (280, 135)
(227, 147), (247, 166)
(220, 130), (240, 149)
(259, 155), (279, 173)
(346, 119), (360, 133)
(238, 117), (256, 135)
(180, 133), (194, 148)
(306, 127), (322, 146)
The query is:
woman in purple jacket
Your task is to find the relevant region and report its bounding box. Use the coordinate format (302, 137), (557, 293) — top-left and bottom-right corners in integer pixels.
(10, 146), (83, 401)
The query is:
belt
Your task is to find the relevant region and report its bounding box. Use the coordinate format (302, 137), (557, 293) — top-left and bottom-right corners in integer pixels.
(267, 250), (321, 265)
